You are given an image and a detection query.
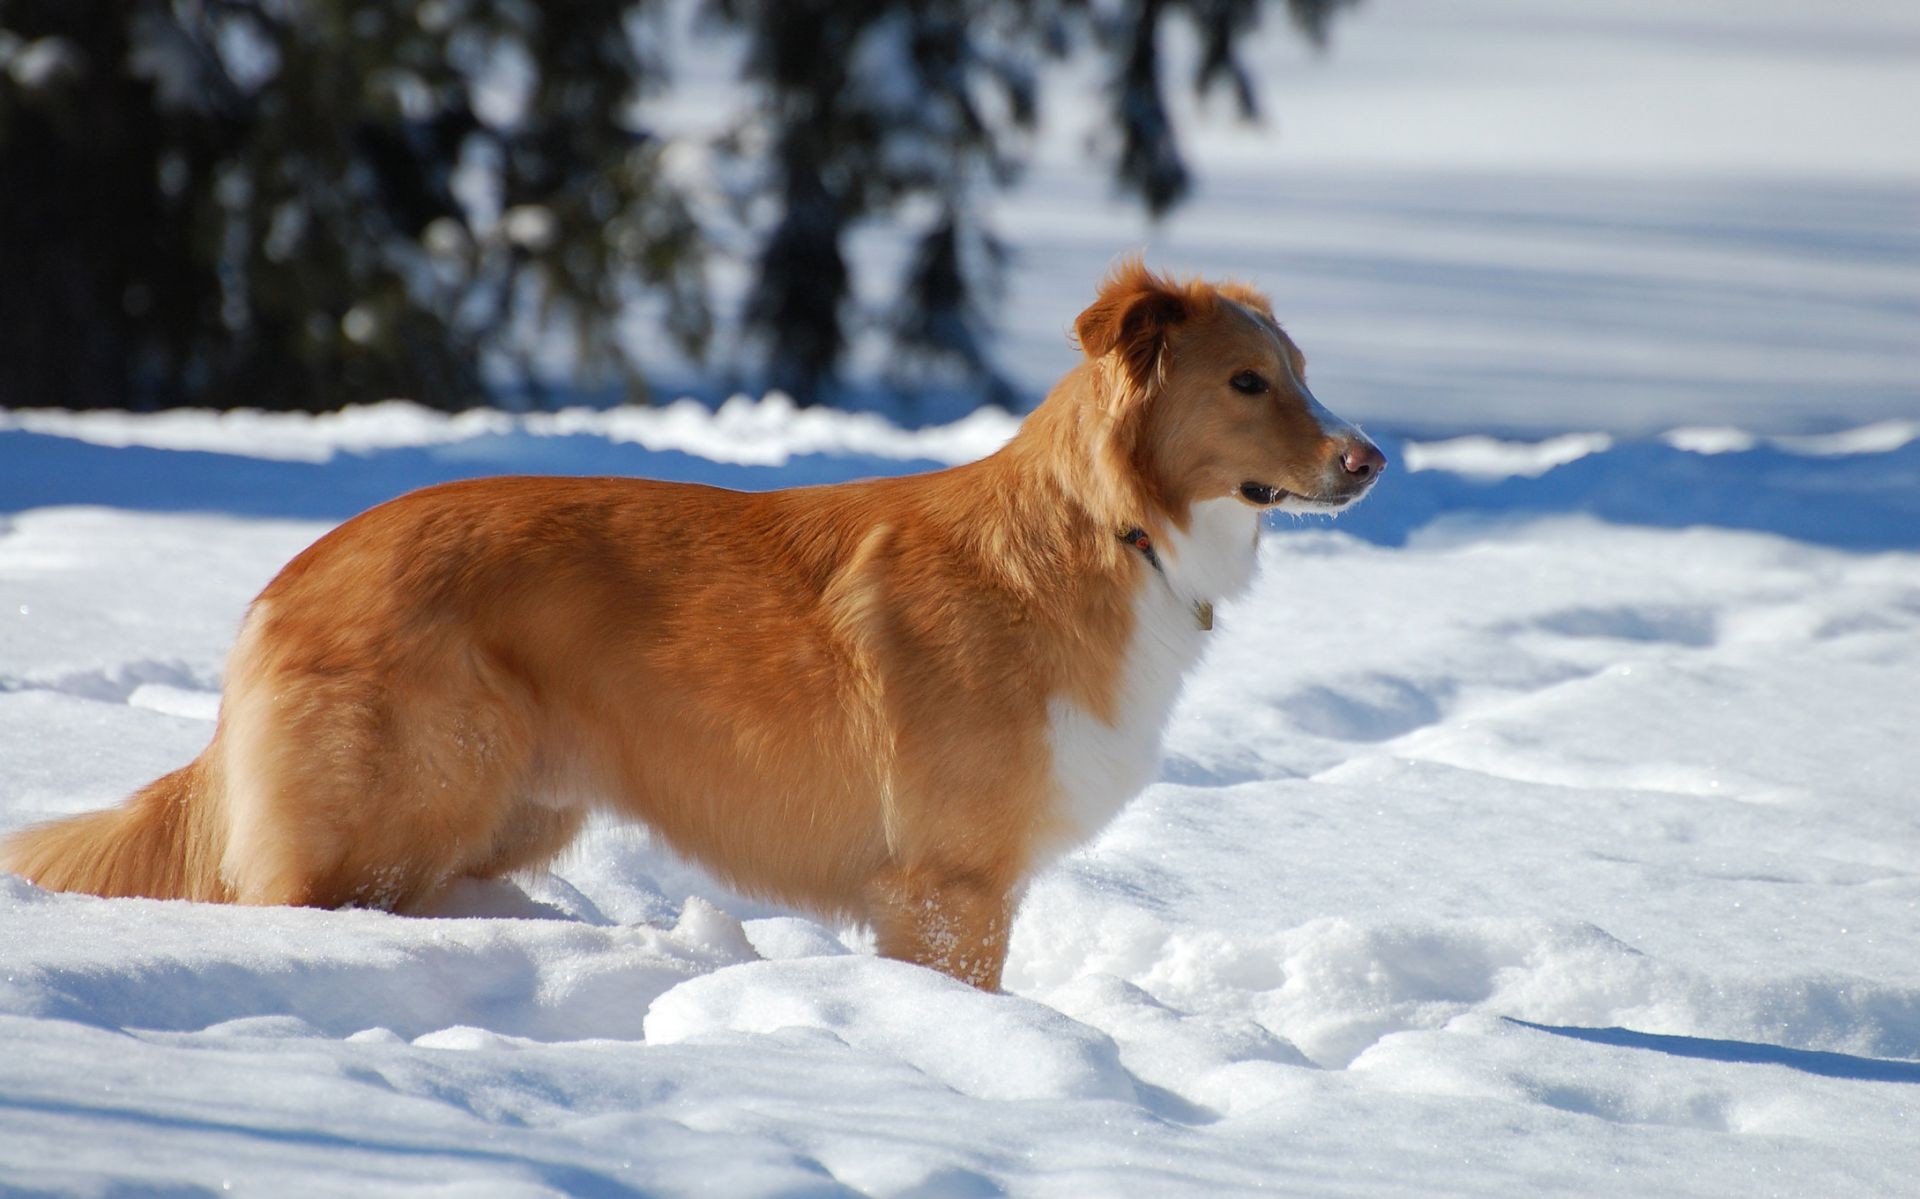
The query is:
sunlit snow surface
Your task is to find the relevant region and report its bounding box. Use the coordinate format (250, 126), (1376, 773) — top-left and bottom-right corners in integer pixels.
(3, 403), (1917, 1196)
(5, 0), (1920, 1191)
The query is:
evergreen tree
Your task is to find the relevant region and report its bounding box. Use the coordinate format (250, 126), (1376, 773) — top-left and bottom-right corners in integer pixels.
(0, 0), (705, 411)
(0, 0), (1354, 412)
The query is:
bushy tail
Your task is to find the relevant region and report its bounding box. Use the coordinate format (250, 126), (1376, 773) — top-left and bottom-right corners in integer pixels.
(2, 760), (231, 902)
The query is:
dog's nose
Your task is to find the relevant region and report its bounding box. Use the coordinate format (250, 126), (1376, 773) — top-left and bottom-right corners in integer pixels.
(1341, 440), (1387, 480)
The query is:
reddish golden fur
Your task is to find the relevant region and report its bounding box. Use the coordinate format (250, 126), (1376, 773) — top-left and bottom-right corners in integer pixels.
(2, 263), (1382, 989)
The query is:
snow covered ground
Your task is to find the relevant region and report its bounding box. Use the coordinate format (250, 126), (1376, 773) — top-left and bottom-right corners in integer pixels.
(3, 408), (1917, 1197)
(4, 0), (1919, 1195)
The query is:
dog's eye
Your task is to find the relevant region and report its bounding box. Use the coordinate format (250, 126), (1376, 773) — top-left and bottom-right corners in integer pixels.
(1229, 370), (1268, 395)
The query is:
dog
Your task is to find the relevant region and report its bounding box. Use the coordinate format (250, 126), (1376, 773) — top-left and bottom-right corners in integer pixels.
(2, 262), (1383, 990)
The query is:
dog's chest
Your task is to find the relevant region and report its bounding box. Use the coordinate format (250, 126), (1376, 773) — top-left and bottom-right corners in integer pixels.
(1043, 588), (1207, 854)
(1041, 499), (1257, 858)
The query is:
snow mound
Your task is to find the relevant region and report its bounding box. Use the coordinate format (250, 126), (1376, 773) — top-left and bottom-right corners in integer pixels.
(646, 956), (1137, 1103)
(0, 879), (756, 1042)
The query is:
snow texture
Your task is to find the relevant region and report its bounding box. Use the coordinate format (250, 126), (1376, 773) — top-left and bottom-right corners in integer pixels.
(3, 1), (1918, 1195)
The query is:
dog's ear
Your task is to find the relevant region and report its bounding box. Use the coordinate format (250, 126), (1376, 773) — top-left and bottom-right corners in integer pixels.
(1216, 281), (1273, 319)
(1074, 262), (1189, 390)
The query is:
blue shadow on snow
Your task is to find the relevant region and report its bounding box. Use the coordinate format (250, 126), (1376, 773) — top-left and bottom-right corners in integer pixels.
(1505, 1018), (1920, 1084)
(1329, 433), (1920, 553)
(0, 428), (946, 523)
(2, 425), (1917, 553)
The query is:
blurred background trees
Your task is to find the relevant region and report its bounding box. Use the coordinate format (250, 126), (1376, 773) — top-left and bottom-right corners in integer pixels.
(0, 0), (1354, 412)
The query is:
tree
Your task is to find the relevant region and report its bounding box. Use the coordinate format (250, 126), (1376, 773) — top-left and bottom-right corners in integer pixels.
(0, 0), (705, 411)
(723, 0), (1358, 406)
(0, 0), (1355, 412)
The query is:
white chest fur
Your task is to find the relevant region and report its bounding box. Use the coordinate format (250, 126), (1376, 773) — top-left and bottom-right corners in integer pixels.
(1040, 499), (1259, 858)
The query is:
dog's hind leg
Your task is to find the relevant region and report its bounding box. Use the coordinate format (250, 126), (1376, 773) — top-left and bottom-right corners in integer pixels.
(217, 648), (546, 911)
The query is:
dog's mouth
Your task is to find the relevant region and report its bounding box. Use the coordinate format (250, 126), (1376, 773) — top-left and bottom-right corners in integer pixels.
(1239, 480), (1374, 510)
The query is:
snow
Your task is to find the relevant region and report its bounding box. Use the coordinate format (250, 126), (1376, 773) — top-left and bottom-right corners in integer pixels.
(5, 36), (85, 92)
(0, 395), (1023, 469)
(1400, 432), (1614, 478)
(4, 425), (1916, 1197)
(4, 1), (1919, 1194)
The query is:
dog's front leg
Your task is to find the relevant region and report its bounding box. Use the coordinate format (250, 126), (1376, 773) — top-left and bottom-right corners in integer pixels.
(865, 865), (1016, 991)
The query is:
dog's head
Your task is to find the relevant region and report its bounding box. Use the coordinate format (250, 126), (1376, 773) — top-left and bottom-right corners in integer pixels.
(1074, 261), (1385, 522)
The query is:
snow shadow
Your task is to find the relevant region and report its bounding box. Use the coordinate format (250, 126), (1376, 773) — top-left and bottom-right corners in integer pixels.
(2, 424), (1917, 552)
(1331, 433), (1920, 552)
(1505, 1018), (1920, 1085)
(0, 1094), (677, 1199)
(0, 429), (942, 523)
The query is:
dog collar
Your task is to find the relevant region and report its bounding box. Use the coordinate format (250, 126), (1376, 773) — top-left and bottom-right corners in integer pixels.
(1118, 527), (1214, 632)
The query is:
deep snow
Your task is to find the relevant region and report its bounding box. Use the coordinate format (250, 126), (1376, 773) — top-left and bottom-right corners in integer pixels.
(4, 0), (1919, 1194)
(3, 407), (1917, 1197)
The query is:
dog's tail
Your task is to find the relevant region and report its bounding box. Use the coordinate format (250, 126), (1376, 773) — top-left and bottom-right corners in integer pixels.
(1, 758), (231, 902)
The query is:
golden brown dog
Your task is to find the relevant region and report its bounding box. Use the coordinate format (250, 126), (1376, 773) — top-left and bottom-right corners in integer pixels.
(2, 262), (1383, 989)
